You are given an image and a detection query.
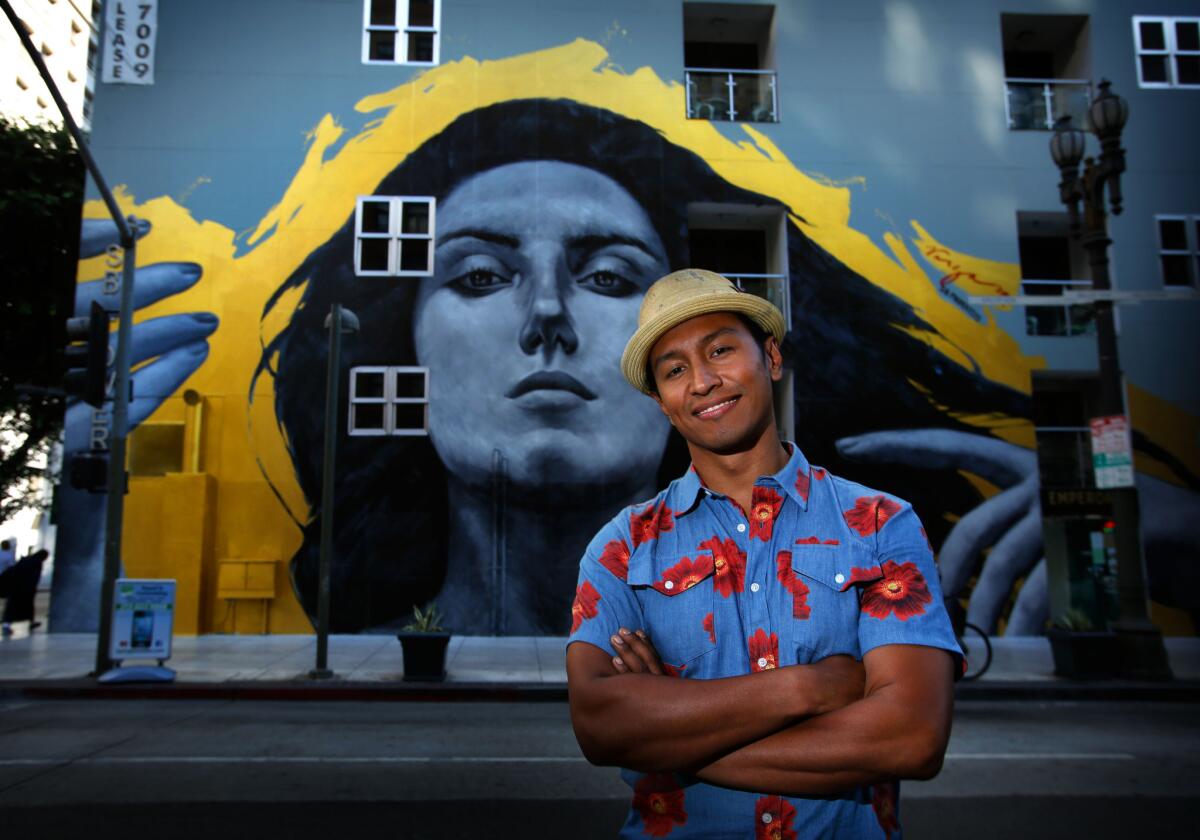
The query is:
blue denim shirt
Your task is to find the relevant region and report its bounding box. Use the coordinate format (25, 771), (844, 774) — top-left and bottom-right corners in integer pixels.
(568, 444), (961, 839)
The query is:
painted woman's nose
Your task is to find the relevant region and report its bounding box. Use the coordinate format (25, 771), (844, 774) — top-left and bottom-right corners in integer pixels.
(518, 262), (579, 356)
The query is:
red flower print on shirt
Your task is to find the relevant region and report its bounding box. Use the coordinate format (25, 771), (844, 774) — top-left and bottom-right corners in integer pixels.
(748, 486), (783, 541)
(703, 612), (716, 643)
(843, 495), (902, 537)
(871, 782), (900, 838)
(860, 561), (932, 620)
(775, 551), (811, 620)
(699, 536), (746, 597)
(599, 538), (631, 581)
(748, 629), (779, 672)
(653, 555), (714, 595)
(662, 662), (686, 678)
(631, 501), (675, 547)
(846, 566), (883, 590)
(632, 773), (687, 837)
(794, 470), (810, 503)
(755, 797), (798, 840)
(919, 526), (933, 554)
(794, 536), (841, 546)
(570, 581), (600, 633)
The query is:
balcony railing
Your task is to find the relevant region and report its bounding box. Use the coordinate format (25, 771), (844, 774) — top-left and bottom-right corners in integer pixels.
(723, 273), (790, 328)
(1005, 78), (1091, 131)
(1034, 426), (1095, 489)
(685, 69), (779, 123)
(1021, 279), (1096, 337)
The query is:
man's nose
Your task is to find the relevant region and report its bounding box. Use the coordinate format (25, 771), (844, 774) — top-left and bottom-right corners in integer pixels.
(688, 360), (720, 395)
(518, 253), (579, 356)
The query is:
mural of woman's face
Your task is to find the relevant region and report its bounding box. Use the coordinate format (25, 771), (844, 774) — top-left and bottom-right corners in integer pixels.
(414, 161), (672, 504)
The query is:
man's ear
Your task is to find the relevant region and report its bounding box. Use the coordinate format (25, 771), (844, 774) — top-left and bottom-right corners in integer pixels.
(764, 336), (784, 382)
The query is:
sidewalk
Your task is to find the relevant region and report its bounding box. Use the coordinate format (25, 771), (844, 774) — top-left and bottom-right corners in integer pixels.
(2, 631), (1199, 700)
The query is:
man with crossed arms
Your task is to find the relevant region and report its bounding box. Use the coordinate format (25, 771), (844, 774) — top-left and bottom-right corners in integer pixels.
(566, 269), (962, 838)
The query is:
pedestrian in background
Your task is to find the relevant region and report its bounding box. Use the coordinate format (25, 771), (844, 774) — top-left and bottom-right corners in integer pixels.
(1, 548), (48, 636)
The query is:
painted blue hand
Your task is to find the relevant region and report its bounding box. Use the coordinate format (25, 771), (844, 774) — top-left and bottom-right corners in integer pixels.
(836, 429), (1200, 636)
(52, 219), (219, 632)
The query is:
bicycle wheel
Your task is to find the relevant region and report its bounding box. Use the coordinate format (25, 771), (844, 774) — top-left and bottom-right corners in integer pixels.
(959, 622), (992, 681)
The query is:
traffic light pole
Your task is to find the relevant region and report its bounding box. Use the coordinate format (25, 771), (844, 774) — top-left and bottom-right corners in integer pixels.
(2, 0), (138, 675)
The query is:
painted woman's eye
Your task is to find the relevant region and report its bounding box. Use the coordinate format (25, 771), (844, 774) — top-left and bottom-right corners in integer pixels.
(577, 270), (637, 297)
(449, 268), (512, 296)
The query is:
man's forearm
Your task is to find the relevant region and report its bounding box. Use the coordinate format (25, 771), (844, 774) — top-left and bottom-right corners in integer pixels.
(694, 658), (954, 795)
(568, 642), (857, 773)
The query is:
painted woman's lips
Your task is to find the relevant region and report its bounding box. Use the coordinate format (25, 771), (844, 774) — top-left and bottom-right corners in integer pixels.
(507, 371), (597, 400)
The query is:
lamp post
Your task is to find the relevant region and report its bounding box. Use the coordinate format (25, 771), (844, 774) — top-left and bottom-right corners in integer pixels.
(1049, 80), (1171, 680)
(310, 302), (359, 679)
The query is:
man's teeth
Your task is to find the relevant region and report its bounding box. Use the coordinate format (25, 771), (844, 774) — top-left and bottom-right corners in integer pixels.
(697, 399), (736, 416)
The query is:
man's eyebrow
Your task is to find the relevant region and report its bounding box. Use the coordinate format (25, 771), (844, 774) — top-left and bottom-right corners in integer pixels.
(568, 233), (661, 261)
(437, 229), (520, 248)
(652, 327), (739, 370)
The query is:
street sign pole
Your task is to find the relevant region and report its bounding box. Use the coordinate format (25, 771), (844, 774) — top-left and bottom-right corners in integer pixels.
(1, 0), (139, 676)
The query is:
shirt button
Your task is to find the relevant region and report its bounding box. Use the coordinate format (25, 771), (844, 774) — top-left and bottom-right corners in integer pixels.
(757, 657), (768, 669)
(834, 573), (845, 585)
(762, 812), (773, 824)
(750, 582), (760, 593)
(737, 523), (746, 533)
(664, 580), (674, 590)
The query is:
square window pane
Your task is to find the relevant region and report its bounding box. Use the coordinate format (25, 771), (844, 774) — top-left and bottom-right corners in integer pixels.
(399, 239), (430, 273)
(401, 201), (430, 234)
(368, 30), (396, 62)
(369, 0), (396, 26)
(1159, 218), (1188, 250)
(1161, 254), (1194, 286)
(1141, 54), (1169, 83)
(394, 371), (426, 399)
(1067, 305), (1096, 336)
(1025, 306), (1068, 337)
(352, 403), (386, 432)
(359, 238), (391, 273)
(353, 370), (386, 399)
(1140, 20), (1166, 51)
(1177, 55), (1200, 85)
(408, 31), (434, 63)
(393, 403), (427, 432)
(409, 0), (434, 27)
(1176, 21), (1200, 51)
(360, 200), (390, 234)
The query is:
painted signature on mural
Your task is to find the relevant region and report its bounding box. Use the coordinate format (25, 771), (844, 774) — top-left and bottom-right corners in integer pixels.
(923, 245), (1010, 297)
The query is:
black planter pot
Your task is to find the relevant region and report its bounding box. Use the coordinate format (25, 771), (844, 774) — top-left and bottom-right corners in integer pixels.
(396, 632), (451, 681)
(1047, 628), (1119, 680)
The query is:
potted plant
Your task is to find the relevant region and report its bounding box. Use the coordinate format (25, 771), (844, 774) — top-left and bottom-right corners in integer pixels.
(396, 603), (451, 681)
(1046, 608), (1119, 680)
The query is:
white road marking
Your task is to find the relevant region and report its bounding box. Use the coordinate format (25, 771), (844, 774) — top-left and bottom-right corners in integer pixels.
(0, 753), (1136, 767)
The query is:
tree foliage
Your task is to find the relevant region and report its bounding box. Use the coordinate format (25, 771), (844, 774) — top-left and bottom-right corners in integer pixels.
(0, 116), (85, 524)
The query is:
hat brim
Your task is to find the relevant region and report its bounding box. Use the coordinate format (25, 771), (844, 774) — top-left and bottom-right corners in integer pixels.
(621, 294), (786, 394)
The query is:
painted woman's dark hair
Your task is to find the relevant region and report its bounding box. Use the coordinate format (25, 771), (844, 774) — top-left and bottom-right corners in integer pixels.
(259, 98), (1029, 631)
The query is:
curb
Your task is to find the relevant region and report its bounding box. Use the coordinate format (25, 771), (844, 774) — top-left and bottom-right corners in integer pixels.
(4, 678), (1199, 703)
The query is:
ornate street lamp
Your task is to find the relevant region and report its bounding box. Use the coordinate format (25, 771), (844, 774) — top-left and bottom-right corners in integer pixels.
(1049, 80), (1171, 680)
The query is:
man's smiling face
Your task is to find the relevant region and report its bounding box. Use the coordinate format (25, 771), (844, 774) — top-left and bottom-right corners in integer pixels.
(648, 312), (782, 455)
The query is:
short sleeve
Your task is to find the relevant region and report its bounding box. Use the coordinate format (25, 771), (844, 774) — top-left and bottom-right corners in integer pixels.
(856, 504), (963, 666)
(566, 516), (644, 658)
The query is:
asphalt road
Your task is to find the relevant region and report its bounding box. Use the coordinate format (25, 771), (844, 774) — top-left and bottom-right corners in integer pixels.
(0, 697), (1197, 838)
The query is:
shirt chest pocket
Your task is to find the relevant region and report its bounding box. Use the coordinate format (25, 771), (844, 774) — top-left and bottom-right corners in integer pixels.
(630, 554), (717, 671)
(788, 543), (882, 664)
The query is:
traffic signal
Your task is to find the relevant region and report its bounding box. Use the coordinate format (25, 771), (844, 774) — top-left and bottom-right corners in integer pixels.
(64, 301), (109, 408)
(68, 451), (109, 493)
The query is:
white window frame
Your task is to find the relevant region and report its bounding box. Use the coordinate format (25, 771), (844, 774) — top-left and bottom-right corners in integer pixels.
(348, 366), (430, 437)
(362, 0), (441, 66)
(1133, 16), (1200, 88)
(354, 196), (435, 277)
(1155, 214), (1200, 288)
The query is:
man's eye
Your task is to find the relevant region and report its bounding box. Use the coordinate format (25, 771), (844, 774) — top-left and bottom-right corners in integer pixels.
(450, 269), (512, 296)
(578, 270), (637, 297)
(711, 345), (732, 357)
(665, 366), (684, 379)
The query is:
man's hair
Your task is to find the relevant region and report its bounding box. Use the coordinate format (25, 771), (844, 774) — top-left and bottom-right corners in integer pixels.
(644, 313), (774, 395)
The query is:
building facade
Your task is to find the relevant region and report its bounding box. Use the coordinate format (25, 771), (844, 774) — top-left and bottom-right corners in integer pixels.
(50, 0), (1199, 638)
(0, 0), (98, 129)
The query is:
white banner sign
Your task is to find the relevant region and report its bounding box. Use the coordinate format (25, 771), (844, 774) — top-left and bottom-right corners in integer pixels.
(109, 578), (175, 661)
(1090, 415), (1135, 490)
(101, 1), (158, 85)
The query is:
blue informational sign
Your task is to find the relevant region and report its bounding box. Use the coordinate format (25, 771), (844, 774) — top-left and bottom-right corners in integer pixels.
(109, 579), (175, 662)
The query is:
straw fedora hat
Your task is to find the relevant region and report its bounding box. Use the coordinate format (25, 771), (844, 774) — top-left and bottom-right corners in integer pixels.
(620, 269), (786, 395)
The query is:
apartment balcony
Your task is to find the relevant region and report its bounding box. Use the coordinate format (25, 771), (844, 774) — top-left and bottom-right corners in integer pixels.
(685, 69), (778, 123)
(1005, 78), (1091, 131)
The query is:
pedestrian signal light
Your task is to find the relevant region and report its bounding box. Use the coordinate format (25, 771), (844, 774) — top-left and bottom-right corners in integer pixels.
(68, 452), (109, 493)
(64, 301), (109, 408)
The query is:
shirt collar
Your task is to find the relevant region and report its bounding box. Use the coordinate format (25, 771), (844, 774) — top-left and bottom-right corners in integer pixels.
(669, 442), (812, 517)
